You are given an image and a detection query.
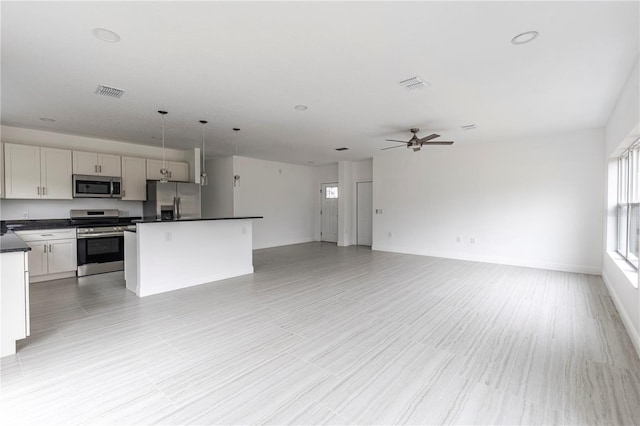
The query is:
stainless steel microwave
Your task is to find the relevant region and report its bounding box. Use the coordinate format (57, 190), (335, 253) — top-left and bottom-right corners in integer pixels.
(73, 175), (122, 198)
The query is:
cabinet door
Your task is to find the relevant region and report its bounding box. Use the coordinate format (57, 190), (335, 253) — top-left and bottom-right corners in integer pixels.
(146, 159), (164, 181)
(4, 144), (41, 199)
(121, 157), (147, 200)
(26, 241), (48, 277)
(98, 153), (121, 177)
(169, 161), (190, 182)
(40, 147), (72, 199)
(73, 151), (99, 176)
(47, 239), (77, 274)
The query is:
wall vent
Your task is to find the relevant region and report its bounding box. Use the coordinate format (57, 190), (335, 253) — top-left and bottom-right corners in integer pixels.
(335, 147), (349, 151)
(95, 85), (125, 98)
(399, 76), (429, 90)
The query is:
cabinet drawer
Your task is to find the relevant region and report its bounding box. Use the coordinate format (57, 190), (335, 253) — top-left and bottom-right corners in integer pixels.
(16, 228), (76, 241)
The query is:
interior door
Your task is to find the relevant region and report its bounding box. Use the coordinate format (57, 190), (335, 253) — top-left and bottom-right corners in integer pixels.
(321, 183), (339, 243)
(357, 181), (373, 246)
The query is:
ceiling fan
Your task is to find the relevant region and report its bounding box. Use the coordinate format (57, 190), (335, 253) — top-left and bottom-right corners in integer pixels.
(383, 128), (454, 152)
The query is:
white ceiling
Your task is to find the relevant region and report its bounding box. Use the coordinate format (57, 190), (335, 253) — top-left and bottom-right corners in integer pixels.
(2, 1), (638, 165)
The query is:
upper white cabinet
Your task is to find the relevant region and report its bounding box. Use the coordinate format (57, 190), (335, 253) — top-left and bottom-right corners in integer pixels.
(4, 144), (72, 199)
(73, 151), (121, 177)
(121, 156), (147, 201)
(146, 159), (189, 182)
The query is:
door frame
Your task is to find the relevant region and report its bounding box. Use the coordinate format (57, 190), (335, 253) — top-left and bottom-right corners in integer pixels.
(320, 181), (339, 242)
(356, 180), (373, 246)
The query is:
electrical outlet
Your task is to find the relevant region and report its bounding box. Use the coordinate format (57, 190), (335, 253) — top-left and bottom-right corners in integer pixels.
(22, 212), (29, 219)
(470, 237), (476, 244)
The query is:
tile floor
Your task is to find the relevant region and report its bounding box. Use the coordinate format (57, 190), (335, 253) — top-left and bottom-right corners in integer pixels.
(1, 242), (639, 425)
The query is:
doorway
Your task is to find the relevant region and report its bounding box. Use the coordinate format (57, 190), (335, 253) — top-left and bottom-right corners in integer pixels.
(321, 183), (339, 242)
(357, 181), (373, 246)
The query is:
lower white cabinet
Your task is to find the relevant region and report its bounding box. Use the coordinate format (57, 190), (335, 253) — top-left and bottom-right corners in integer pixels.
(0, 250), (29, 357)
(16, 229), (77, 282)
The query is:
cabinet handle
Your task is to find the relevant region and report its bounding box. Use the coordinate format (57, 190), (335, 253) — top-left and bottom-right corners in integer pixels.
(169, 171), (172, 178)
(94, 165), (98, 173)
(43, 244), (47, 253)
(37, 186), (41, 195)
(49, 244), (52, 252)
(99, 165), (102, 173)
(122, 190), (126, 198)
(43, 187), (46, 195)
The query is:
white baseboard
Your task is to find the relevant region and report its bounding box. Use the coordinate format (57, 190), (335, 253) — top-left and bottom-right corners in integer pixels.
(371, 245), (600, 275)
(602, 270), (640, 359)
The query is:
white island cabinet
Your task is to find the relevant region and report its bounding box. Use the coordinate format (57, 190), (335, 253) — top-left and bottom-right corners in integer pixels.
(1, 234), (31, 357)
(124, 218), (261, 297)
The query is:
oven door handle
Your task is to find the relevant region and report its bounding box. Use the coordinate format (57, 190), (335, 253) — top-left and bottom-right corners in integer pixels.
(77, 232), (124, 239)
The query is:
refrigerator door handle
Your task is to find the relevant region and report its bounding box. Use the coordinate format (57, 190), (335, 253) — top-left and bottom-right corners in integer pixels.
(173, 196), (178, 220)
(177, 197), (181, 219)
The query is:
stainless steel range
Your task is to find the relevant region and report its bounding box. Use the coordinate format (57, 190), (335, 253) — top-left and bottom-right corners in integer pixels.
(71, 209), (133, 276)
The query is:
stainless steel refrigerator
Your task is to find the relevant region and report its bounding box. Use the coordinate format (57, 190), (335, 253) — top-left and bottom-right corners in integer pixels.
(143, 181), (201, 220)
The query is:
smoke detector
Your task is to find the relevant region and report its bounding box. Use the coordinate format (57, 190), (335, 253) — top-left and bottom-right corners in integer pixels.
(399, 76), (429, 90)
(95, 85), (125, 98)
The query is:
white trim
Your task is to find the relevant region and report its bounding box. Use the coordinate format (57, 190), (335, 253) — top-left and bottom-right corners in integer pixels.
(606, 251), (639, 288)
(372, 245), (601, 275)
(602, 269), (640, 359)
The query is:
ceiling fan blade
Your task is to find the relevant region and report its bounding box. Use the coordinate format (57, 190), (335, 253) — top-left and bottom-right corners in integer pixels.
(422, 141), (454, 145)
(418, 133), (440, 143)
(381, 145), (407, 150)
(385, 139), (409, 143)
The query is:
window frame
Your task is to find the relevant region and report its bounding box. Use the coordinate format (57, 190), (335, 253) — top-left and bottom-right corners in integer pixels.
(617, 139), (640, 269)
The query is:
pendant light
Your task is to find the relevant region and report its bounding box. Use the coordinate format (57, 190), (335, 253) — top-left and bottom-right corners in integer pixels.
(199, 120), (208, 186)
(158, 110), (169, 183)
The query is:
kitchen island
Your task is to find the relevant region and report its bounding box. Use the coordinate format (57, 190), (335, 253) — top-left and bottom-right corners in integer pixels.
(124, 217), (262, 297)
(1, 233), (31, 357)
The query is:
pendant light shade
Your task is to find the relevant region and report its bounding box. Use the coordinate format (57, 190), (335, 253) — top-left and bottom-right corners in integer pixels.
(158, 110), (169, 183)
(199, 120), (208, 186)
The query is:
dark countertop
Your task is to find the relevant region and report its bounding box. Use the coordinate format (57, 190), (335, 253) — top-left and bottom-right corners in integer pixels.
(1, 217), (141, 233)
(0, 232), (32, 253)
(133, 216), (263, 224)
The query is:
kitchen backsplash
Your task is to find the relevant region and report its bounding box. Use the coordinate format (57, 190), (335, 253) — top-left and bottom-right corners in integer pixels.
(0, 199), (143, 220)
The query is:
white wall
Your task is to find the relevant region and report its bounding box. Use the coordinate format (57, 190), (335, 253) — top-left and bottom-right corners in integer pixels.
(602, 56), (640, 356)
(201, 157), (235, 218)
(1, 198), (142, 220)
(373, 128), (604, 275)
(232, 156), (316, 249)
(1, 126), (187, 161)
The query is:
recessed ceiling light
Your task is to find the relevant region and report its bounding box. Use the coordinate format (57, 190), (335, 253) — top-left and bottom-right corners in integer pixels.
(39, 117), (56, 122)
(294, 105), (308, 111)
(511, 31), (539, 45)
(461, 124), (478, 130)
(307, 161), (315, 164)
(92, 28), (121, 43)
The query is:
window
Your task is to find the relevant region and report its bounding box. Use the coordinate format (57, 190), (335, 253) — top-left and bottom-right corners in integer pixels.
(325, 186), (338, 199)
(618, 140), (640, 268)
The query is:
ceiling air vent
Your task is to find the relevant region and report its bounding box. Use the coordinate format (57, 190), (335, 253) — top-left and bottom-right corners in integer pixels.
(95, 85), (125, 98)
(335, 147), (349, 151)
(399, 76), (429, 90)
(461, 124), (478, 130)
